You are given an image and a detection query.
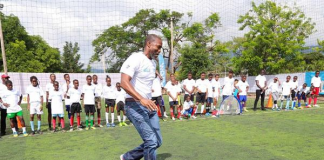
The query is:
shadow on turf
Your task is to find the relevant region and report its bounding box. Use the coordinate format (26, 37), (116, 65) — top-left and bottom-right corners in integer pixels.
(157, 153), (172, 160)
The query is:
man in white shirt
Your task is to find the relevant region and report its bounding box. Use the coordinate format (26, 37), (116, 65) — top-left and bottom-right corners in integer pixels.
(183, 72), (196, 102)
(236, 75), (250, 112)
(309, 71), (322, 107)
(267, 77), (281, 110)
(212, 74), (221, 110)
(222, 70), (234, 100)
(0, 74), (10, 136)
(45, 73), (58, 130)
(82, 75), (96, 130)
(206, 73), (214, 116)
(62, 74), (73, 121)
(152, 75), (165, 121)
(93, 75), (103, 127)
(290, 76), (299, 109)
(195, 72), (208, 115)
(120, 34), (162, 160)
(281, 76), (292, 110)
(253, 69), (267, 111)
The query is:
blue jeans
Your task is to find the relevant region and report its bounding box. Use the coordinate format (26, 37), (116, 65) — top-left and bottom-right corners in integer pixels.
(123, 101), (162, 160)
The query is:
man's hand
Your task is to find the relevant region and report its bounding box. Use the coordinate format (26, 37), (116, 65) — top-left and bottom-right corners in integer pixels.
(3, 103), (10, 108)
(139, 98), (158, 111)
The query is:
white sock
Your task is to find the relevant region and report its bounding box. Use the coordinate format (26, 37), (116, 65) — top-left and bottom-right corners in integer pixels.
(275, 104), (278, 108)
(22, 127), (26, 133)
(111, 113), (115, 124)
(201, 105), (205, 113)
(12, 128), (16, 133)
(117, 115), (121, 122)
(123, 116), (127, 122)
(105, 112), (109, 124)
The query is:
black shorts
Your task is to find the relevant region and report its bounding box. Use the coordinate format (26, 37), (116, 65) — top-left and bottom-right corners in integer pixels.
(184, 94), (194, 102)
(105, 99), (116, 108)
(196, 93), (206, 103)
(291, 90), (296, 99)
(47, 102), (52, 114)
(117, 101), (125, 112)
(71, 103), (81, 114)
(169, 101), (179, 107)
(85, 105), (95, 113)
(152, 96), (163, 107)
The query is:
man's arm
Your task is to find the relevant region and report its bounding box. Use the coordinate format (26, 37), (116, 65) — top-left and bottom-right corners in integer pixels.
(155, 70), (162, 80)
(256, 80), (262, 89)
(183, 85), (191, 94)
(18, 94), (22, 105)
(120, 73), (157, 111)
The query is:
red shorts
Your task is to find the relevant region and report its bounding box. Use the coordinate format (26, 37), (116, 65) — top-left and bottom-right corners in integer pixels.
(311, 87), (320, 95)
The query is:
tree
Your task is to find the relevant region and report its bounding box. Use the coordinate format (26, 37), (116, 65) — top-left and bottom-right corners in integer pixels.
(233, 1), (315, 75)
(303, 39), (324, 71)
(61, 41), (84, 73)
(0, 12), (62, 72)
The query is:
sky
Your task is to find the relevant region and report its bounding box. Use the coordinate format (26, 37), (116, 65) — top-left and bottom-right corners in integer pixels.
(1, 0), (323, 72)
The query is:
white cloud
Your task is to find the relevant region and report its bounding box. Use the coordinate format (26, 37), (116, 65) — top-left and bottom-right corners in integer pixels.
(1, 0), (323, 71)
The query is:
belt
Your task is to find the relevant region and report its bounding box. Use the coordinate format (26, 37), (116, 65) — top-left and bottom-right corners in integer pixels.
(125, 98), (138, 102)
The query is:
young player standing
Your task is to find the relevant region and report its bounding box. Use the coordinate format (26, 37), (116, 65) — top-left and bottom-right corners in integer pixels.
(212, 74), (221, 111)
(253, 69), (267, 111)
(195, 72), (209, 116)
(267, 77), (281, 111)
(183, 72), (196, 102)
(167, 79), (182, 120)
(290, 76), (299, 109)
(62, 74), (73, 121)
(309, 71), (322, 107)
(222, 70), (235, 100)
(45, 73), (58, 130)
(26, 76), (44, 135)
(281, 76), (292, 110)
(1, 80), (28, 137)
(206, 73), (214, 116)
(102, 76), (116, 127)
(236, 75), (250, 113)
(50, 81), (66, 132)
(152, 75), (165, 121)
(67, 79), (83, 131)
(92, 75), (103, 127)
(115, 82), (128, 126)
(82, 75), (96, 130)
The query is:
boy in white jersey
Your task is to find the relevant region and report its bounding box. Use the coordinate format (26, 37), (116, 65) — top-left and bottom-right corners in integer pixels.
(281, 76), (292, 110)
(181, 95), (197, 119)
(167, 79), (182, 120)
(26, 76), (44, 135)
(195, 72), (209, 116)
(222, 70), (234, 100)
(115, 82), (128, 126)
(50, 81), (66, 132)
(62, 74), (73, 121)
(309, 71), (322, 107)
(236, 75), (250, 112)
(92, 75), (103, 127)
(152, 75), (165, 121)
(297, 83), (309, 109)
(67, 79), (83, 131)
(1, 80), (28, 137)
(267, 77), (281, 111)
(102, 76), (116, 127)
(45, 73), (57, 130)
(183, 72), (196, 102)
(212, 74), (221, 110)
(206, 73), (214, 116)
(82, 75), (96, 130)
(290, 76), (299, 109)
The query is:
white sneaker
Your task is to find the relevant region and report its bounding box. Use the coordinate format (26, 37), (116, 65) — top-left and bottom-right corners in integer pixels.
(120, 154), (124, 160)
(192, 116), (197, 119)
(314, 105), (319, 107)
(98, 124), (104, 128)
(211, 115), (216, 118)
(164, 114), (168, 118)
(172, 117), (175, 121)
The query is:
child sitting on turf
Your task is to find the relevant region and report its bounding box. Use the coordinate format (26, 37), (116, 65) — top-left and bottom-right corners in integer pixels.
(181, 95), (197, 119)
(267, 77), (281, 111)
(50, 81), (65, 132)
(281, 76), (292, 110)
(297, 83), (310, 109)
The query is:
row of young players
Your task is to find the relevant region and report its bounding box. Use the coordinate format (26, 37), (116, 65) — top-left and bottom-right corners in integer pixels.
(0, 74), (129, 137)
(151, 71), (322, 120)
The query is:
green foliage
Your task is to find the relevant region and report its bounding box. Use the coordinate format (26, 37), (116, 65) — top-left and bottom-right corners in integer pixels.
(0, 12), (62, 72)
(61, 41), (84, 73)
(234, 1), (315, 75)
(303, 39), (324, 71)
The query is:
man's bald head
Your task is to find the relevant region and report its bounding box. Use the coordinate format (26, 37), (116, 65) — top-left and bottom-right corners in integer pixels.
(144, 34), (162, 46)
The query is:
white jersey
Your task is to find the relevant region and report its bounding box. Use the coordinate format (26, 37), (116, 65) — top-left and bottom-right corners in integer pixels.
(46, 82), (60, 102)
(67, 87), (82, 104)
(93, 83), (103, 97)
(182, 79), (196, 94)
(212, 80), (221, 97)
(222, 77), (234, 96)
(311, 76), (322, 87)
(152, 77), (162, 97)
(195, 79), (209, 93)
(62, 82), (73, 105)
(167, 84), (182, 101)
(102, 85), (116, 99)
(82, 84), (96, 105)
(120, 52), (156, 99)
(115, 89), (126, 103)
(290, 81), (298, 92)
(26, 85), (44, 103)
(236, 80), (249, 95)
(268, 82), (280, 93)
(207, 79), (214, 97)
(183, 101), (193, 112)
(1, 89), (22, 113)
(49, 90), (64, 114)
(255, 75), (267, 88)
(298, 86), (310, 94)
(282, 81), (292, 96)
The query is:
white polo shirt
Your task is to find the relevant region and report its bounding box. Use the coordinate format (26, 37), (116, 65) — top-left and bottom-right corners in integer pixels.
(26, 85), (44, 103)
(93, 83), (103, 98)
(195, 79), (209, 93)
(102, 85), (116, 99)
(67, 87), (82, 104)
(207, 79), (214, 97)
(49, 90), (64, 114)
(46, 82), (59, 102)
(236, 80), (249, 95)
(167, 84), (182, 101)
(82, 84), (95, 105)
(152, 77), (162, 97)
(212, 80), (221, 96)
(282, 81), (292, 96)
(311, 76), (322, 87)
(183, 101), (193, 112)
(115, 89), (126, 103)
(255, 75), (267, 88)
(222, 77), (234, 96)
(182, 78), (196, 94)
(120, 52), (156, 99)
(1, 89), (22, 113)
(268, 82), (280, 93)
(290, 81), (299, 92)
